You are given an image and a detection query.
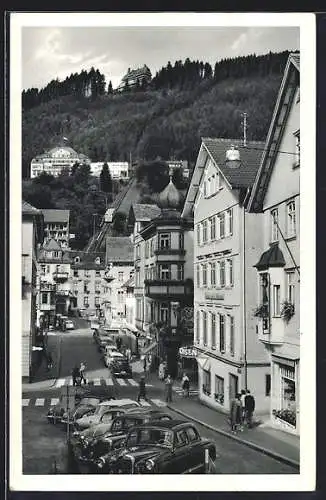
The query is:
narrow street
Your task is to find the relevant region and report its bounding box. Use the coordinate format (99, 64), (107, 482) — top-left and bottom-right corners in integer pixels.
(22, 326), (297, 475)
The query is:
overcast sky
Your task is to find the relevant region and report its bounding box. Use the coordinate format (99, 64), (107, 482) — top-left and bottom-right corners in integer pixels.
(21, 26), (299, 91)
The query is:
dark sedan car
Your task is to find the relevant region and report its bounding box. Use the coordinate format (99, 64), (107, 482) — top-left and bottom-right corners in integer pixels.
(109, 357), (132, 378)
(107, 420), (217, 474)
(79, 411), (172, 473)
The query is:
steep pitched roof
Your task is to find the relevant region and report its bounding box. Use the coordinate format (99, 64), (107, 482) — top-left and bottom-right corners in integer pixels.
(248, 53), (300, 212)
(106, 237), (133, 263)
(42, 238), (62, 251)
(122, 275), (135, 288)
(22, 200), (41, 215)
(42, 209), (70, 223)
(202, 138), (264, 189)
(132, 203), (161, 222)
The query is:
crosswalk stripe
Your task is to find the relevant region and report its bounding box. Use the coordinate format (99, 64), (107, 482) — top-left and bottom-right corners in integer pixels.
(150, 399), (166, 407)
(35, 398), (45, 406)
(55, 378), (65, 388)
(116, 379), (127, 386)
(139, 400), (151, 407)
(128, 379), (138, 386)
(106, 378), (113, 385)
(22, 399), (30, 407)
(50, 398), (60, 406)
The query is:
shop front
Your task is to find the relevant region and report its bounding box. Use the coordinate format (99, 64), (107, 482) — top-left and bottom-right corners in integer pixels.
(271, 354), (300, 435)
(178, 346), (198, 383)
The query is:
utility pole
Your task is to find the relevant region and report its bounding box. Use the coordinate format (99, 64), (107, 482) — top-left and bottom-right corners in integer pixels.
(66, 384), (70, 443)
(241, 112), (247, 147)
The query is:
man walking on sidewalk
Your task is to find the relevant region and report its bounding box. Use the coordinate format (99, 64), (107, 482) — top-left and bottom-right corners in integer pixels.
(244, 390), (255, 428)
(165, 374), (173, 403)
(137, 375), (148, 402)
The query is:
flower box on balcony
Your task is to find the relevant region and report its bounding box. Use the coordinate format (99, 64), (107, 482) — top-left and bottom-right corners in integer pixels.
(214, 393), (224, 405)
(280, 301), (295, 323)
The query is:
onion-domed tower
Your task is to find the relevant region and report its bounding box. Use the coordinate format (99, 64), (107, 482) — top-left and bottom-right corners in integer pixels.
(158, 175), (183, 210)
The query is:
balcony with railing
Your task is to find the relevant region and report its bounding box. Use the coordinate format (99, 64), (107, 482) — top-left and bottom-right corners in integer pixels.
(53, 270), (69, 282)
(144, 279), (194, 300)
(39, 282), (56, 292)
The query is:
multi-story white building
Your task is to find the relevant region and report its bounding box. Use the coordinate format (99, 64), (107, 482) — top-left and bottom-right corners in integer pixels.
(22, 201), (44, 381)
(31, 145), (90, 178)
(167, 160), (190, 179)
(247, 53), (300, 434)
(182, 138), (270, 413)
(37, 239), (72, 326)
(70, 252), (107, 319)
(90, 162), (130, 179)
(103, 237), (134, 325)
(42, 209), (70, 249)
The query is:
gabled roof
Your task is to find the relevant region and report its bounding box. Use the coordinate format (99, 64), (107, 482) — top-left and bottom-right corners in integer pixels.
(106, 237), (133, 263)
(181, 137), (263, 218)
(22, 200), (41, 215)
(42, 209), (70, 223)
(247, 52), (300, 212)
(131, 203), (161, 222)
(70, 250), (106, 269)
(202, 138), (264, 188)
(42, 238), (62, 251)
(122, 276), (135, 288)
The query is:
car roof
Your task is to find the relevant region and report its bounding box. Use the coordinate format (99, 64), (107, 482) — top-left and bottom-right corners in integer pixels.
(98, 399), (139, 407)
(109, 352), (124, 357)
(129, 419), (189, 430)
(119, 411), (171, 420)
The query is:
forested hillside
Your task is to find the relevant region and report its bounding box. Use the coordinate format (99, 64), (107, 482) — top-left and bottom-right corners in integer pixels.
(22, 51), (291, 177)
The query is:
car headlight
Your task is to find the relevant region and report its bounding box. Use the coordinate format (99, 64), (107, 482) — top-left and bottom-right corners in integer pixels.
(97, 457), (105, 469)
(145, 459), (155, 471)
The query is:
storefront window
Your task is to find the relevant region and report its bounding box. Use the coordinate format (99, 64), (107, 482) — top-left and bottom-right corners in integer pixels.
(273, 365), (296, 427)
(214, 375), (224, 405)
(202, 369), (211, 395)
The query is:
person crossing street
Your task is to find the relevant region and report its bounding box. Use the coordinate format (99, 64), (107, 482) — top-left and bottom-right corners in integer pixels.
(79, 361), (87, 385)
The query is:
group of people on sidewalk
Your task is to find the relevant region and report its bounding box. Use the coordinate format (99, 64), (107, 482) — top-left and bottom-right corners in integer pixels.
(71, 362), (87, 386)
(230, 390), (256, 433)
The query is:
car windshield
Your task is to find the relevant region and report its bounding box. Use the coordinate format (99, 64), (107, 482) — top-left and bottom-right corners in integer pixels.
(126, 428), (174, 448)
(80, 398), (100, 406)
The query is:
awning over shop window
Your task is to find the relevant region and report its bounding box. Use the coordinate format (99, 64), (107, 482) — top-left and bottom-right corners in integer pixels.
(197, 356), (211, 371)
(254, 243), (286, 271)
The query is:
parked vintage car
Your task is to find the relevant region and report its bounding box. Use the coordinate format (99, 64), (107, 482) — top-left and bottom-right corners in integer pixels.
(47, 385), (116, 425)
(73, 411), (169, 469)
(109, 357), (132, 378)
(96, 331), (116, 352)
(65, 320), (75, 330)
(104, 351), (125, 367)
(60, 396), (104, 426)
(74, 399), (141, 430)
(107, 420), (217, 474)
(92, 412), (173, 473)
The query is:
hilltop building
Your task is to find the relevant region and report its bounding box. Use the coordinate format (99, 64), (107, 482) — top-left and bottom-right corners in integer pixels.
(117, 65), (152, 92)
(167, 160), (190, 179)
(41, 209), (70, 249)
(30, 145), (90, 178)
(90, 162), (130, 179)
(22, 201), (44, 381)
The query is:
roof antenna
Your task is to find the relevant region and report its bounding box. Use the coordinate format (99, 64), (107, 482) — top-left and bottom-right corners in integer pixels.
(241, 112), (247, 147)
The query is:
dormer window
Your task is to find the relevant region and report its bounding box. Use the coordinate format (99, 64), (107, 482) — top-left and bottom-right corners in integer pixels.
(75, 256), (80, 264)
(95, 257), (101, 264)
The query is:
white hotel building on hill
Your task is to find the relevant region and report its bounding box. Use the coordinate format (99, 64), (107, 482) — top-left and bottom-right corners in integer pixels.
(90, 162), (130, 179)
(30, 146), (90, 178)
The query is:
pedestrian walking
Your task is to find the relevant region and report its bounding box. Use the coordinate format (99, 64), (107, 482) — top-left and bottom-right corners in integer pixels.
(240, 389), (246, 426)
(230, 393), (242, 433)
(244, 390), (256, 428)
(137, 375), (148, 402)
(46, 352), (53, 371)
(181, 373), (190, 397)
(158, 360), (165, 381)
(79, 361), (87, 385)
(72, 365), (80, 386)
(165, 374), (173, 403)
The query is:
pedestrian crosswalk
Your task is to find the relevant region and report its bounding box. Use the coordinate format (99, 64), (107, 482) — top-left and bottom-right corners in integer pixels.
(54, 377), (153, 389)
(173, 387), (199, 396)
(22, 397), (167, 408)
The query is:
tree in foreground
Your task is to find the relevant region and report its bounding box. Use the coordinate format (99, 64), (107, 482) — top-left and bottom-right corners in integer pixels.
(100, 163), (112, 193)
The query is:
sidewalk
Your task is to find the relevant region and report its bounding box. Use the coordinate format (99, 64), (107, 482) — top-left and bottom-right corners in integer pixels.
(144, 371), (300, 469)
(23, 333), (62, 392)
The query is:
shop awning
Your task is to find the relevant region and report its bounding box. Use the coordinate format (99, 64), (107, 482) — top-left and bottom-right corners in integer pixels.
(197, 356), (211, 371)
